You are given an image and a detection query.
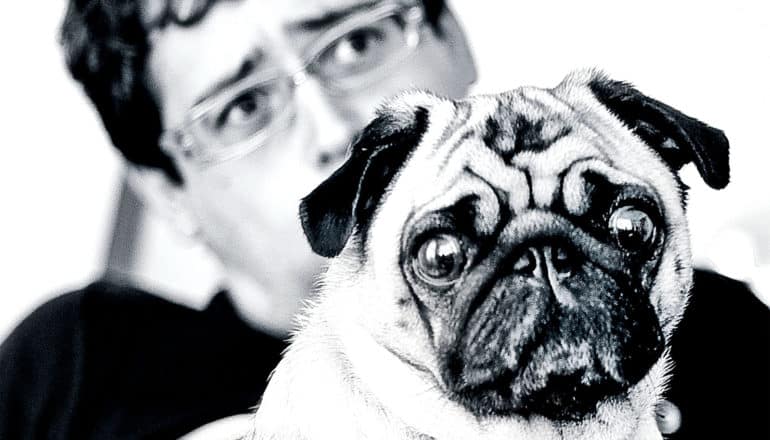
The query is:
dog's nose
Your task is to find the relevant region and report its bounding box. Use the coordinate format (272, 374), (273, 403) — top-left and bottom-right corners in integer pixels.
(512, 244), (579, 280)
(509, 242), (588, 309)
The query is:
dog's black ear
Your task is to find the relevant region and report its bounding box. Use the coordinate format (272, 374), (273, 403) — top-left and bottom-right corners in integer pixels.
(589, 75), (730, 189)
(299, 106), (430, 257)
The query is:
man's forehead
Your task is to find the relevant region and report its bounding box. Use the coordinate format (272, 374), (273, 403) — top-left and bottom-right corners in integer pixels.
(284, 0), (381, 24)
(142, 0), (381, 29)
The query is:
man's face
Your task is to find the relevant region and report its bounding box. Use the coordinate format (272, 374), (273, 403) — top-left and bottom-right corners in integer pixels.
(144, 0), (476, 300)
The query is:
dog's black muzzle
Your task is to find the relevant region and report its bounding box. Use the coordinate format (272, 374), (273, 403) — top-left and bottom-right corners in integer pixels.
(439, 211), (665, 421)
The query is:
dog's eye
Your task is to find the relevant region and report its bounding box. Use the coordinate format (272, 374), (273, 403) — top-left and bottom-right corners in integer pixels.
(609, 205), (656, 251)
(413, 233), (466, 286)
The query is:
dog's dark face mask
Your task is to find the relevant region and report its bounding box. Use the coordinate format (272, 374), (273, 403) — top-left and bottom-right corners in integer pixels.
(401, 183), (666, 420)
(300, 72), (729, 422)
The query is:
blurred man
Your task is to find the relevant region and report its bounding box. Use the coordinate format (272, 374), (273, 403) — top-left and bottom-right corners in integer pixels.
(0, 0), (475, 437)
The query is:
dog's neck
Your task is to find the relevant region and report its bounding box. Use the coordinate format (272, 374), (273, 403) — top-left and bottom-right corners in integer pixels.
(334, 314), (533, 438)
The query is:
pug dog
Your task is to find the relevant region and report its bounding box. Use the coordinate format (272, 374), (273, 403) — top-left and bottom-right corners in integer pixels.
(249, 70), (729, 440)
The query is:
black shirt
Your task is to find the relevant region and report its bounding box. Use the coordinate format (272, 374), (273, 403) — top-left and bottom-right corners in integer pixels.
(0, 270), (767, 438)
(0, 281), (285, 439)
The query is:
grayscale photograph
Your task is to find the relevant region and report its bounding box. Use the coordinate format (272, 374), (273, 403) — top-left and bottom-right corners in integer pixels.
(1, 0), (768, 438)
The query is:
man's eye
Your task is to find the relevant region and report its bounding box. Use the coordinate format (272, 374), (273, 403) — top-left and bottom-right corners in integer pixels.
(315, 18), (403, 79)
(327, 28), (384, 67)
(215, 86), (271, 131)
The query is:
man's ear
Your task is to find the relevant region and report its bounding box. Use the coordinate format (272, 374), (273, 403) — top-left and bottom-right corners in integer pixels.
(588, 73), (730, 189)
(126, 165), (200, 239)
(299, 105), (430, 258)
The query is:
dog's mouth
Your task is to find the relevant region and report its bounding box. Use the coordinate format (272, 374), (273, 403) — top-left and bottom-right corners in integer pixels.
(436, 237), (665, 421)
(449, 365), (628, 421)
(444, 345), (638, 421)
(442, 305), (664, 421)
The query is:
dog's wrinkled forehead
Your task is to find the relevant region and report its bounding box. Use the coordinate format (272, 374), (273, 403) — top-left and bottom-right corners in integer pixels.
(481, 95), (576, 159)
(400, 81), (645, 218)
(417, 85), (592, 163)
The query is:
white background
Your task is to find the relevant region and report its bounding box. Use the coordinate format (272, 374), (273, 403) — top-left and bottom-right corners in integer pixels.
(1, 0), (769, 340)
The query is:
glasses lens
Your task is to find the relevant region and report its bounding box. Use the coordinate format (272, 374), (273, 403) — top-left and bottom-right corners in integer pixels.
(309, 6), (421, 91)
(192, 75), (293, 157)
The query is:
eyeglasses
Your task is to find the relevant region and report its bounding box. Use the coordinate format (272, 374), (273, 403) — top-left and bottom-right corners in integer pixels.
(160, 1), (425, 167)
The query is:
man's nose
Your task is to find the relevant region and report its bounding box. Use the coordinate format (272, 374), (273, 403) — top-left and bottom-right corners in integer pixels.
(294, 79), (361, 169)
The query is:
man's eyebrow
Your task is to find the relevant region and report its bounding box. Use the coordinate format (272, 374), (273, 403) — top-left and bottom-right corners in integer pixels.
(286, 1), (381, 33)
(193, 51), (263, 107)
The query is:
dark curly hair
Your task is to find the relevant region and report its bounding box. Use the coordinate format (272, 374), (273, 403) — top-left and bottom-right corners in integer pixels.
(60, 0), (448, 184)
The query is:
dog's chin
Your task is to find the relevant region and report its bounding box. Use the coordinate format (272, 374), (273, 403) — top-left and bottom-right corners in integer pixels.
(448, 367), (629, 422)
(441, 303), (664, 423)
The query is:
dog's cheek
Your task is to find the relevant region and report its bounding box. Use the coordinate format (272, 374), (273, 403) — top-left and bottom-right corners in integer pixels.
(356, 204), (445, 372)
(650, 240), (693, 336)
(628, 188), (691, 338)
(384, 278), (449, 372)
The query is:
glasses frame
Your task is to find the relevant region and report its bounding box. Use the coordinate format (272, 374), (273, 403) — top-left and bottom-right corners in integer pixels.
(160, 0), (425, 167)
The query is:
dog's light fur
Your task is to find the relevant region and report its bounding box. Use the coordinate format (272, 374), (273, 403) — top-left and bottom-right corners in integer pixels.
(249, 70), (701, 440)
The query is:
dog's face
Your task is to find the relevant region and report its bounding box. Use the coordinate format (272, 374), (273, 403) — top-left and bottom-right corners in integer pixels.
(299, 70), (729, 428)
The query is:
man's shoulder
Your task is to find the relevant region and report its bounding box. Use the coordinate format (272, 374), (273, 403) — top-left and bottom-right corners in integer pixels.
(2, 279), (189, 350)
(692, 267), (754, 295)
(683, 267), (768, 365)
(0, 279), (198, 394)
(0, 279), (284, 438)
(668, 269), (769, 438)
(0, 280), (180, 438)
(0, 278), (273, 371)
(689, 268), (768, 331)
